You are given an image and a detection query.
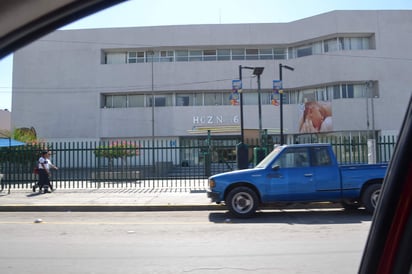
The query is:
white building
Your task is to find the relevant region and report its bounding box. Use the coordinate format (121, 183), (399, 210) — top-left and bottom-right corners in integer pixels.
(11, 10), (412, 148)
(0, 109), (11, 131)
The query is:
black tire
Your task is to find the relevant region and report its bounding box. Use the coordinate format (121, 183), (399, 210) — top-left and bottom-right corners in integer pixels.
(362, 184), (381, 214)
(226, 186), (259, 218)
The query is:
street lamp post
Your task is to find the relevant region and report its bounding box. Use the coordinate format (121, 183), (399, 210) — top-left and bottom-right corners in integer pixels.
(279, 63), (294, 145)
(238, 65), (245, 144)
(252, 67), (264, 144)
(236, 66), (264, 170)
(236, 65), (250, 170)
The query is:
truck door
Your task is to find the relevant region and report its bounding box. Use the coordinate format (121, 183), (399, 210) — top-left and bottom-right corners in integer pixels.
(310, 146), (341, 200)
(267, 147), (315, 201)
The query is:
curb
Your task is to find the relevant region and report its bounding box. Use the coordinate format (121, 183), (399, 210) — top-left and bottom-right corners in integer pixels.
(0, 204), (226, 212)
(0, 203), (343, 212)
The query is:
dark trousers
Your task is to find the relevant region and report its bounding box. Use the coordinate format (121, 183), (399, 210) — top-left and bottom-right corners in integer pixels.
(38, 169), (52, 190)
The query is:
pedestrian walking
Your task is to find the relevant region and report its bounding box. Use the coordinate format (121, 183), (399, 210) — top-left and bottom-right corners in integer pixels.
(32, 150), (58, 193)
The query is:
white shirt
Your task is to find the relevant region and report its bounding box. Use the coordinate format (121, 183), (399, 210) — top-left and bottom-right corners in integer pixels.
(38, 156), (50, 170)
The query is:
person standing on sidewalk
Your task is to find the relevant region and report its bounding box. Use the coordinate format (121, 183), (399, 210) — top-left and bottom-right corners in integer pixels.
(33, 151), (58, 193)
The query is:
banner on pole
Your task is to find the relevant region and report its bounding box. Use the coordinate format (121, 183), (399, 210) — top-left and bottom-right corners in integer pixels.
(272, 80), (283, 106)
(230, 80), (242, 105)
(273, 80), (282, 94)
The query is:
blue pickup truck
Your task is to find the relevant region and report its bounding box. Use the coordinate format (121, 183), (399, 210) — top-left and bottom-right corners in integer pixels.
(207, 143), (387, 218)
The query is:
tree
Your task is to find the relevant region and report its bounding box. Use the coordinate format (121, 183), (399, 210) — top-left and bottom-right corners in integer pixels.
(94, 140), (139, 170)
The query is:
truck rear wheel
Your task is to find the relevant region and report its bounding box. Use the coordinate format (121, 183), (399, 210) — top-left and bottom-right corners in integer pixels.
(226, 186), (258, 218)
(362, 184), (381, 214)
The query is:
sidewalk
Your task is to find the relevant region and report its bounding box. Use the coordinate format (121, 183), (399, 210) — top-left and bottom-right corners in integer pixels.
(0, 188), (343, 212)
(0, 188), (224, 212)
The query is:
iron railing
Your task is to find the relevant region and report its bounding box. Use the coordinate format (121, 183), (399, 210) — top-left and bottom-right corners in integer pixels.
(0, 135), (396, 191)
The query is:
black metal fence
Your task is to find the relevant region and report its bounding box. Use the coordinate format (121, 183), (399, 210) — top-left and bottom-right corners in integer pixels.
(0, 135), (396, 191)
(297, 135), (397, 164)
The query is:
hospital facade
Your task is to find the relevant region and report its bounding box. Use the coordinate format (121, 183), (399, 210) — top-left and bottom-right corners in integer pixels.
(11, 10), (412, 163)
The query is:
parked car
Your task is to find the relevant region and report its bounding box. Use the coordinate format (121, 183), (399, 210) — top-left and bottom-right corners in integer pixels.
(208, 143), (387, 218)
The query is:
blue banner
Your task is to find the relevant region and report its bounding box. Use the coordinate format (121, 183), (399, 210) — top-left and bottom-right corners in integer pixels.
(273, 80), (282, 94)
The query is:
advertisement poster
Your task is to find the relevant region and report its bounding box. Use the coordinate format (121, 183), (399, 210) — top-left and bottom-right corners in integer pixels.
(298, 101), (332, 133)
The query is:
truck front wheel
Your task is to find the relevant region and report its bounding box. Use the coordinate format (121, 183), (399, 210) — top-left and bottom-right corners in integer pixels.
(362, 184), (381, 214)
(226, 187), (258, 218)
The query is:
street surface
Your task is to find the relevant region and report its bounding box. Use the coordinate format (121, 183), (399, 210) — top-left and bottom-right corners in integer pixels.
(0, 209), (371, 274)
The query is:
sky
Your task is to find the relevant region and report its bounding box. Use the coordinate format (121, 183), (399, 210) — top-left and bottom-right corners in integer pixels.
(1, 0), (412, 111)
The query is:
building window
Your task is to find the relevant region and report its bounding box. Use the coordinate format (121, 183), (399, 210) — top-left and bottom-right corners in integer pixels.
(312, 42), (322, 55)
(232, 49), (245, 60)
(176, 94), (191, 106)
(259, 49), (273, 60)
(189, 50), (202, 61)
(301, 89), (316, 102)
(146, 51), (158, 62)
(159, 51), (174, 62)
(340, 37), (371, 50)
(324, 38), (338, 52)
(217, 49), (231, 60)
(128, 51), (145, 63)
(285, 90), (299, 104)
(113, 95), (127, 108)
(245, 49), (259, 60)
(176, 50), (189, 62)
(316, 88), (331, 101)
(353, 84), (365, 98)
(147, 95), (173, 107)
(104, 95), (114, 108)
(203, 50), (217, 61)
(103, 34), (374, 65)
(128, 94), (145, 107)
(297, 44), (312, 57)
(105, 52), (126, 64)
(342, 84), (354, 98)
(102, 81), (377, 109)
(333, 85), (341, 99)
(175, 93), (205, 106)
(204, 92), (224, 105)
(273, 48), (286, 59)
(193, 93), (203, 106)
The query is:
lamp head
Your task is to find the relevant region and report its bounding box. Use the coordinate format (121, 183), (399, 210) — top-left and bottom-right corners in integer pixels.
(252, 67), (264, 76)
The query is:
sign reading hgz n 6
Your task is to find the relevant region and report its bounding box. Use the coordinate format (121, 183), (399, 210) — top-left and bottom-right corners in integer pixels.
(193, 115), (239, 125)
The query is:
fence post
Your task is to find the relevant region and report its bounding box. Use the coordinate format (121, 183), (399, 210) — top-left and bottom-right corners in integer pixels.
(367, 139), (377, 164)
(204, 130), (211, 177)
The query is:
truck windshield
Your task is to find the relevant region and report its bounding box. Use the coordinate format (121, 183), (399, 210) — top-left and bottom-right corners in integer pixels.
(255, 146), (283, 168)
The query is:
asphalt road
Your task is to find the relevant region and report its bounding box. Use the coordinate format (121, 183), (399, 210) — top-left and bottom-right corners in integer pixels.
(0, 209), (372, 274)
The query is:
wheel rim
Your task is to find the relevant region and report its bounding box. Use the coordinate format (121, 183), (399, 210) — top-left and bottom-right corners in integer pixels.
(231, 192), (254, 213)
(371, 189), (381, 208)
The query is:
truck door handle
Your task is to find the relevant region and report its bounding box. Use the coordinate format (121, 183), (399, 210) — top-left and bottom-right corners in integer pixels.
(304, 173), (313, 177)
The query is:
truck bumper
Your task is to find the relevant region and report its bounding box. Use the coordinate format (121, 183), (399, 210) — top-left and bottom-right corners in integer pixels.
(207, 191), (222, 204)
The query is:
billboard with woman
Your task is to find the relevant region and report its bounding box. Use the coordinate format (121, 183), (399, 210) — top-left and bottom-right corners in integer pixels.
(299, 101), (332, 133)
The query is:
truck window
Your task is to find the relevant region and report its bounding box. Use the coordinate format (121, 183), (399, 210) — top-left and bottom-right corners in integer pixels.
(274, 148), (309, 168)
(311, 147), (332, 166)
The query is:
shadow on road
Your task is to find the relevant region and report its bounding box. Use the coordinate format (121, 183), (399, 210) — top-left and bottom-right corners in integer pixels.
(208, 208), (372, 224)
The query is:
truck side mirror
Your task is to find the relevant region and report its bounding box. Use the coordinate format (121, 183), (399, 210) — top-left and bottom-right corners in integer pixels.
(272, 165), (280, 171)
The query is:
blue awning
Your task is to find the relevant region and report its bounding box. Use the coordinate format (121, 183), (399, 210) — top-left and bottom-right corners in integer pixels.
(0, 138), (25, 147)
